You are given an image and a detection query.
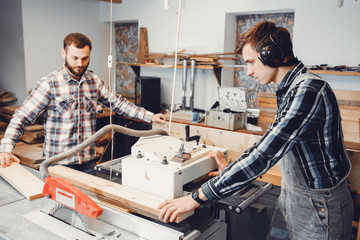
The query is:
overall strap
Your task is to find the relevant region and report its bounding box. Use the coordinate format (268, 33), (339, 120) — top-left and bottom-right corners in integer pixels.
(285, 71), (323, 98)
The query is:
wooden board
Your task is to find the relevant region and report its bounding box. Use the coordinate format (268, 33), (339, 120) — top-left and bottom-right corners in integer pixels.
(0, 163), (44, 200)
(153, 122), (282, 186)
(347, 150), (360, 192)
(24, 124), (44, 132)
(153, 122), (261, 163)
(20, 134), (44, 144)
(0, 105), (19, 115)
(13, 144), (45, 164)
(0, 121), (7, 129)
(23, 129), (44, 139)
(137, 27), (148, 64)
(48, 165), (193, 223)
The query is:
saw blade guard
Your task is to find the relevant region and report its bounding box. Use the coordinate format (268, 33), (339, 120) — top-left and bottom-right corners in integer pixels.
(43, 176), (103, 219)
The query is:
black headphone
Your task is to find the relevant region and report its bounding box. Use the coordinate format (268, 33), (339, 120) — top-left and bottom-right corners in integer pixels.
(256, 32), (285, 68)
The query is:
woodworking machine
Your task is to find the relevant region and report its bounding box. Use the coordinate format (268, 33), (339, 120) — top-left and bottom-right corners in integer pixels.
(20, 125), (274, 240)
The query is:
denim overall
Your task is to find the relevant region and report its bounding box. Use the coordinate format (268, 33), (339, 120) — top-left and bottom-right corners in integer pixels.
(266, 72), (354, 239)
(266, 150), (353, 240)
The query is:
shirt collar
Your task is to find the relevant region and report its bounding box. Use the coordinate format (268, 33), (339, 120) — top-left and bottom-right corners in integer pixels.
(61, 65), (91, 83)
(276, 60), (307, 97)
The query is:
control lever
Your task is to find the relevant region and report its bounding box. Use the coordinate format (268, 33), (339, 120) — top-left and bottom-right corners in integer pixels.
(185, 125), (200, 145)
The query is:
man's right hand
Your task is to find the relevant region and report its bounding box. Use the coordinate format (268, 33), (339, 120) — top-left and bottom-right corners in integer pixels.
(0, 152), (20, 168)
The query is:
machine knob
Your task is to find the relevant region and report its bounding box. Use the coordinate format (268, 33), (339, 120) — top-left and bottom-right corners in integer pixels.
(161, 156), (169, 165)
(136, 151), (142, 158)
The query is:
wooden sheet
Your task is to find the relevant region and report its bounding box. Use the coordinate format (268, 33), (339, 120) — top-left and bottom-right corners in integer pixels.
(0, 163), (44, 200)
(48, 165), (193, 223)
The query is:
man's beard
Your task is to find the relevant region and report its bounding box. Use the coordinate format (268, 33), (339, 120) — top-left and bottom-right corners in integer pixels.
(65, 59), (89, 79)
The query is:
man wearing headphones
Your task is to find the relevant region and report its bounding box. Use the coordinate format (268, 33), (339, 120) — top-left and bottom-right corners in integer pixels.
(158, 21), (353, 239)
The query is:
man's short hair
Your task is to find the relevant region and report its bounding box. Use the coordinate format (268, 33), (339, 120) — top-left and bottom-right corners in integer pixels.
(236, 21), (294, 59)
(63, 33), (92, 51)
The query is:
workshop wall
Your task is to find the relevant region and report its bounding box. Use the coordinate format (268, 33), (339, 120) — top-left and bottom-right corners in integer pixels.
(99, 0), (360, 110)
(0, 0), (27, 105)
(21, 0), (103, 93)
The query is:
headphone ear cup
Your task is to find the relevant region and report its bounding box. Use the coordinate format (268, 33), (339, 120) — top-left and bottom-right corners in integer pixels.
(259, 42), (283, 67)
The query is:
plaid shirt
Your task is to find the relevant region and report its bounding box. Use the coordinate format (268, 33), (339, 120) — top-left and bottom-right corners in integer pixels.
(202, 61), (351, 201)
(0, 67), (153, 165)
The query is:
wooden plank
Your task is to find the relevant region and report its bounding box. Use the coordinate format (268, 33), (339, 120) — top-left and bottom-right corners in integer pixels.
(24, 124), (44, 132)
(334, 89), (360, 102)
(13, 144), (45, 164)
(23, 129), (45, 139)
(0, 162), (44, 200)
(137, 27), (148, 64)
(257, 168), (282, 187)
(20, 134), (44, 144)
(48, 165), (193, 223)
(0, 121), (7, 129)
(347, 150), (360, 192)
(153, 122), (284, 187)
(153, 122), (261, 163)
(20, 161), (41, 170)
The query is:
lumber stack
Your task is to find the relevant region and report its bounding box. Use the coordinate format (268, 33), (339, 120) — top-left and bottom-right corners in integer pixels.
(0, 106), (44, 144)
(0, 105), (45, 169)
(13, 143), (44, 170)
(0, 91), (17, 104)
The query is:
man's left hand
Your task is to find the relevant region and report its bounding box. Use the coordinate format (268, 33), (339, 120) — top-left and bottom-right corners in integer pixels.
(152, 113), (166, 124)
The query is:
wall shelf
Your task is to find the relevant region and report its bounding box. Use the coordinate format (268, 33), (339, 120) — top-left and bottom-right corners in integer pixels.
(310, 70), (360, 76)
(126, 63), (223, 85)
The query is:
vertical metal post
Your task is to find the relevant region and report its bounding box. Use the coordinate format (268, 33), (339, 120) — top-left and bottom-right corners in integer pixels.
(181, 59), (188, 111)
(189, 59), (196, 111)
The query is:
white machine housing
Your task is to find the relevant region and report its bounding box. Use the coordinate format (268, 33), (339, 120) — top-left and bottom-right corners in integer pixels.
(122, 135), (228, 199)
(205, 87), (247, 130)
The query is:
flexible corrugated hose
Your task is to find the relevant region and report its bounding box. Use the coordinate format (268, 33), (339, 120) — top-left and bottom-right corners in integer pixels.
(39, 124), (168, 179)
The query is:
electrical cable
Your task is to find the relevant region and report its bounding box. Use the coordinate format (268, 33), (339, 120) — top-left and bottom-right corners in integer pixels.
(107, 0), (114, 181)
(168, 0), (183, 133)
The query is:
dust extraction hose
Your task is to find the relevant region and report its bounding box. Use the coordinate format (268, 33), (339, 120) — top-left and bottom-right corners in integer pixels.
(39, 124), (168, 180)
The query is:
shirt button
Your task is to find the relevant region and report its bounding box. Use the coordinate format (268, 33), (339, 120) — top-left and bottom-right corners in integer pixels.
(320, 208), (325, 212)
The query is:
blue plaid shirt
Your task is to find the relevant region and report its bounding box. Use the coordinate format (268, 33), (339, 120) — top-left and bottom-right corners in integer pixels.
(202, 61), (351, 201)
(0, 67), (153, 165)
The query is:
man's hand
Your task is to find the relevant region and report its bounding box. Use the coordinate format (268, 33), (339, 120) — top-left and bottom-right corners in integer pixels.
(158, 194), (200, 223)
(208, 150), (229, 177)
(0, 152), (20, 168)
(152, 113), (166, 124)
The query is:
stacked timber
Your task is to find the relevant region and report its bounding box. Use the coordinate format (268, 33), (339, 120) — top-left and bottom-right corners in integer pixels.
(0, 105), (45, 169)
(0, 91), (16, 104)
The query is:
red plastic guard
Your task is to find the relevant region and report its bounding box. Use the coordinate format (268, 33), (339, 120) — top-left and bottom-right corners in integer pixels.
(42, 177), (103, 219)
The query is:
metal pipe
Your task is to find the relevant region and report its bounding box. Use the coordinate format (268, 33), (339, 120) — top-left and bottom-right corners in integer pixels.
(189, 59), (196, 111)
(181, 59), (188, 110)
(236, 182), (273, 213)
(39, 124), (168, 179)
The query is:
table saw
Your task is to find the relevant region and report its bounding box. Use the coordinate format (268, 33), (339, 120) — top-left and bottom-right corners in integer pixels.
(0, 125), (278, 240)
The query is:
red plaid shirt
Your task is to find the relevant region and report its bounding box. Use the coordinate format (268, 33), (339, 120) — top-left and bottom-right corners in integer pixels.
(0, 67), (153, 165)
